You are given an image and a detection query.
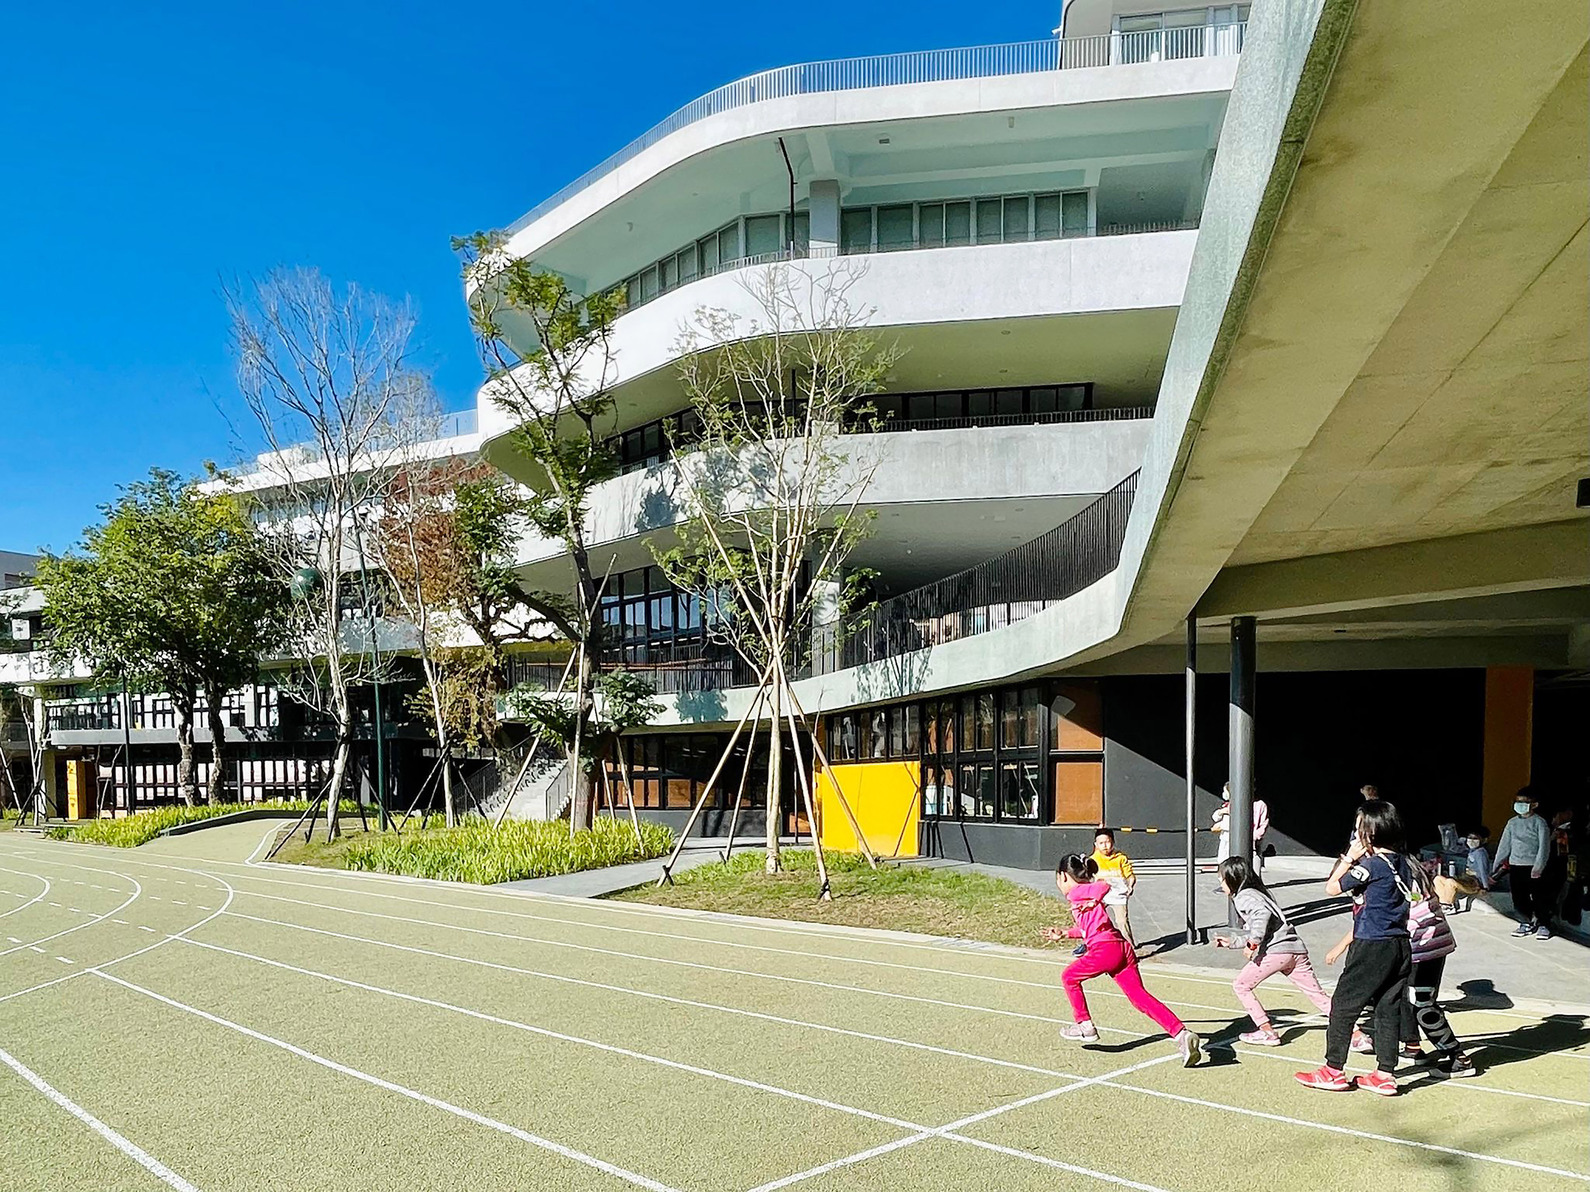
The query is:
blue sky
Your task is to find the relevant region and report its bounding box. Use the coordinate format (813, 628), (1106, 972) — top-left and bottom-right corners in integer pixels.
(0, 2), (1051, 554)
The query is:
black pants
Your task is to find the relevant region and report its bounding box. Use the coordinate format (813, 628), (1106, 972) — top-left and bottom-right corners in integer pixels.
(1326, 937), (1410, 1072)
(1510, 868), (1540, 924)
(1399, 956), (1461, 1054)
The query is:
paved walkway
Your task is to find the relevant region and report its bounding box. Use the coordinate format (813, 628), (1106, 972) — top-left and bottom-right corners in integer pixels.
(495, 837), (790, 898)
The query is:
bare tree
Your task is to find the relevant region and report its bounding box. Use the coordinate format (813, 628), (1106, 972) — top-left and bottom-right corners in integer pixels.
(654, 262), (901, 875)
(227, 268), (437, 840)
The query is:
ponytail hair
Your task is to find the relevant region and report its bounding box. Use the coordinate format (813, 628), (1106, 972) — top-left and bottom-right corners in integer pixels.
(1058, 853), (1099, 883)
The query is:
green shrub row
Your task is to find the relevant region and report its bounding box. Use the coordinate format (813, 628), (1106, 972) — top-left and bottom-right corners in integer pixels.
(341, 816), (675, 884)
(46, 800), (360, 848)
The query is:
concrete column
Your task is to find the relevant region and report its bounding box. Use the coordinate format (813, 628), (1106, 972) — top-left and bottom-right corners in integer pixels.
(1482, 666), (1533, 835)
(1184, 614), (1198, 945)
(808, 180), (840, 255)
(1227, 615), (1256, 869)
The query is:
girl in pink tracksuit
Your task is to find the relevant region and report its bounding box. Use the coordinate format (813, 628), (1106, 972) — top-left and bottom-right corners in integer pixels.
(1042, 854), (1203, 1066)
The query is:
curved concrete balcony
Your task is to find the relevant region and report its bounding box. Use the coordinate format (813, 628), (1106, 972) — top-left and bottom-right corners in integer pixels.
(496, 36), (1241, 267)
(511, 415), (1153, 588)
(479, 231), (1195, 457)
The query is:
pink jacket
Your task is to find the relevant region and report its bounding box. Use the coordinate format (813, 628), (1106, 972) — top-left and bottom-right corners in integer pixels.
(1065, 880), (1125, 946)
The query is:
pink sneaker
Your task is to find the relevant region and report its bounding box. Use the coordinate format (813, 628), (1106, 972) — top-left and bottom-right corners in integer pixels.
(1060, 1020), (1100, 1043)
(1350, 1030), (1374, 1054)
(1239, 1028), (1282, 1046)
(1295, 1065), (1351, 1091)
(1354, 1070), (1399, 1097)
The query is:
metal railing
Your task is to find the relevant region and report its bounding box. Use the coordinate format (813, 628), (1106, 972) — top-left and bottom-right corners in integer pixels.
(875, 406), (1153, 434)
(507, 27), (1245, 236)
(45, 697), (121, 734)
(815, 470), (1140, 674)
(504, 652), (758, 700)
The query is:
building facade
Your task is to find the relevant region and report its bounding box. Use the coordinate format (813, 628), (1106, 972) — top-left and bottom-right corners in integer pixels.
(474, 0), (1589, 866)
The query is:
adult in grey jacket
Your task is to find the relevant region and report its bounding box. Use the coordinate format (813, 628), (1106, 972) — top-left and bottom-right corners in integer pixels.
(1492, 789), (1552, 939)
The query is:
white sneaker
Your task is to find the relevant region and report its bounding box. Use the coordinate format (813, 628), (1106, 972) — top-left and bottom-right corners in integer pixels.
(1176, 1029), (1203, 1067)
(1060, 1021), (1100, 1043)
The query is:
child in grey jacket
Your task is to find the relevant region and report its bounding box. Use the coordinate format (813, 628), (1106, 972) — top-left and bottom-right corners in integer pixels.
(1492, 790), (1552, 939)
(1212, 857), (1336, 1046)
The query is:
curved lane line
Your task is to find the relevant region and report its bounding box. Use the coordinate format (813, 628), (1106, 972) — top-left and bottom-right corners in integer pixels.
(0, 866), (52, 920)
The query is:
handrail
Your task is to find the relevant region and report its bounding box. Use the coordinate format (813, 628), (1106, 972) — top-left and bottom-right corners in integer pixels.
(506, 25), (1246, 236)
(815, 470), (1141, 674)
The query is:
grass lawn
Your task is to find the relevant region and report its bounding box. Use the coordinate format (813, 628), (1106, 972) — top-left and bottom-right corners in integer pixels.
(272, 815), (674, 884)
(609, 849), (1073, 949)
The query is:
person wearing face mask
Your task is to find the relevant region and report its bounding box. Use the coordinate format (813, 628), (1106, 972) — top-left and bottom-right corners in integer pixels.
(1492, 790), (1551, 940)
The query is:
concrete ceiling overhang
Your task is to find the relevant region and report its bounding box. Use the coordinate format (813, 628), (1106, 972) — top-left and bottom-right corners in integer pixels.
(1118, 0), (1589, 648)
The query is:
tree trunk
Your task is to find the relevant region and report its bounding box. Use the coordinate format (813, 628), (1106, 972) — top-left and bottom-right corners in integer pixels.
(765, 675), (782, 874)
(567, 647), (594, 832)
(440, 750), (456, 828)
(174, 693), (198, 808)
(324, 735), (348, 841)
(204, 687), (229, 805)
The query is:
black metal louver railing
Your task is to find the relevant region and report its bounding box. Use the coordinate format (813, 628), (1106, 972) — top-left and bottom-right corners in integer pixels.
(815, 470), (1139, 674)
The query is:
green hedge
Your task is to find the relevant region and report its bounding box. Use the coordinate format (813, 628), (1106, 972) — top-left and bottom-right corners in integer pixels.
(46, 800), (358, 848)
(341, 817), (674, 884)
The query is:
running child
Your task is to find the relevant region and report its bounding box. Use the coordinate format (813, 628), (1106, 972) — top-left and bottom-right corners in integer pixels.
(1042, 854), (1202, 1066)
(1211, 857), (1331, 1045)
(1296, 800), (1414, 1096)
(1399, 861), (1476, 1077)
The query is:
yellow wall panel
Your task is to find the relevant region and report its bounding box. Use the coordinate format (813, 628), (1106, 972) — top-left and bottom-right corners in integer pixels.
(818, 761), (920, 858)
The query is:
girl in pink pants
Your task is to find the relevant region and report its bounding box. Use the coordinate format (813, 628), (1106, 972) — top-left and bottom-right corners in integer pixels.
(1043, 854), (1202, 1067)
(1213, 857), (1334, 1046)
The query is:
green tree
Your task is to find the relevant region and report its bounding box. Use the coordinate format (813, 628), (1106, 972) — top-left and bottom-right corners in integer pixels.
(36, 470), (287, 806)
(454, 232), (648, 827)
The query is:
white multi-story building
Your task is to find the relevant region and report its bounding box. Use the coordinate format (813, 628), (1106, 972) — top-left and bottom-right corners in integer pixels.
(471, 0), (1589, 866)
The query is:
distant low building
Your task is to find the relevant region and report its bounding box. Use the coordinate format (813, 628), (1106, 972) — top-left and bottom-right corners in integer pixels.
(0, 551), (37, 590)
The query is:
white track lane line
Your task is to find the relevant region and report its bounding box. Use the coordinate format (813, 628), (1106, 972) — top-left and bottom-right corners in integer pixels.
(747, 1056), (1178, 1192)
(0, 859), (236, 1008)
(0, 874), (141, 960)
(0, 1044), (201, 1192)
(90, 969), (682, 1192)
(221, 891), (1590, 1123)
(0, 867), (51, 920)
(203, 862), (1590, 1048)
(209, 867), (1253, 1017)
(11, 839), (1579, 1069)
(173, 936), (1177, 1192)
(23, 843), (1586, 1032)
(218, 910), (1076, 1079)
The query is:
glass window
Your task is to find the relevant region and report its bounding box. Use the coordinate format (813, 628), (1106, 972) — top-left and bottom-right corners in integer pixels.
(1059, 384), (1090, 411)
(1029, 387), (1058, 415)
(933, 392), (962, 419)
(888, 706), (905, 757)
(1002, 196), (1030, 242)
(902, 704), (920, 756)
(840, 208), (873, 254)
(937, 700), (955, 756)
(699, 233), (719, 272)
(792, 211), (810, 256)
(745, 214), (781, 257)
(676, 245), (698, 283)
(718, 223), (741, 265)
(1000, 689), (1020, 749)
(918, 203), (944, 248)
(995, 388), (1024, 417)
(975, 198), (1002, 245)
(836, 714), (857, 761)
(922, 764), (943, 817)
(944, 201), (972, 246)
(658, 256), (676, 291)
(626, 276), (642, 308)
(976, 693), (995, 752)
(1062, 192), (1090, 238)
(639, 265), (659, 303)
(1020, 686), (1042, 747)
(869, 710), (888, 759)
(1034, 193), (1063, 240)
(876, 205), (914, 251)
(975, 765), (997, 818)
(1000, 761), (1041, 820)
(968, 390), (993, 419)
